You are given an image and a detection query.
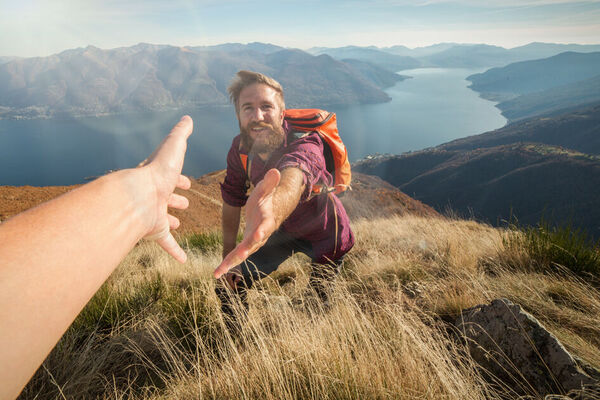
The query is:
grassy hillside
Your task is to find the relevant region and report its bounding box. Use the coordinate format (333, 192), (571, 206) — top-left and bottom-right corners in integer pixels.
(19, 215), (600, 399)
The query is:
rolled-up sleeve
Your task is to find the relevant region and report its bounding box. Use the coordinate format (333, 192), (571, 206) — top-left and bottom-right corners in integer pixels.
(220, 136), (249, 207)
(276, 133), (331, 202)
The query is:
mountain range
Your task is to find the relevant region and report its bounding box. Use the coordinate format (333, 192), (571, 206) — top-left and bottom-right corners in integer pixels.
(354, 103), (600, 238)
(309, 42), (600, 71)
(466, 51), (600, 122)
(467, 52), (600, 100)
(0, 43), (401, 119)
(3, 41), (600, 120)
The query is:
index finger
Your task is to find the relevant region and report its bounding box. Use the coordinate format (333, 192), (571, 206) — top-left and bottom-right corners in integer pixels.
(214, 241), (252, 279)
(214, 227), (271, 279)
(145, 116), (194, 166)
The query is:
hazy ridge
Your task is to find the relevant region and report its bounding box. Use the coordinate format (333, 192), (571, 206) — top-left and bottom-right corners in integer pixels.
(310, 42), (600, 70)
(0, 44), (400, 120)
(467, 52), (600, 99)
(465, 51), (600, 122)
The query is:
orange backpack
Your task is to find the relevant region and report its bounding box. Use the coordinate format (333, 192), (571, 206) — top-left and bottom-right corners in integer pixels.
(240, 108), (351, 196)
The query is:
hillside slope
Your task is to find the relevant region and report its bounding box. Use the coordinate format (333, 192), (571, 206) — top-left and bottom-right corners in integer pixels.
(354, 106), (600, 237)
(440, 103), (600, 154)
(494, 76), (600, 122)
(0, 171), (437, 230)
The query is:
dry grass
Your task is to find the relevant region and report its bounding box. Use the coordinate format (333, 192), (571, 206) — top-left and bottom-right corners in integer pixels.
(19, 215), (600, 399)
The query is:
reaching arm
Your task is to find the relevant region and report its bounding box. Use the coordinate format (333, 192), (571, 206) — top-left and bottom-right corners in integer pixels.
(0, 116), (193, 400)
(214, 167), (305, 279)
(271, 167), (306, 227)
(222, 203), (241, 259)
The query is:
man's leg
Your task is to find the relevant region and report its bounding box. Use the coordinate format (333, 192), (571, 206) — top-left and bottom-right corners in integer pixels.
(214, 283), (249, 335)
(216, 229), (313, 331)
(308, 257), (344, 305)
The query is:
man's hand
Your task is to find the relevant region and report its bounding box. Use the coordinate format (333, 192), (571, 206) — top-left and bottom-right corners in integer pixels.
(138, 115), (193, 263)
(214, 168), (281, 279)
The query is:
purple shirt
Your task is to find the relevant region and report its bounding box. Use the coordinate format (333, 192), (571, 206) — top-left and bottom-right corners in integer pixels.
(221, 122), (354, 263)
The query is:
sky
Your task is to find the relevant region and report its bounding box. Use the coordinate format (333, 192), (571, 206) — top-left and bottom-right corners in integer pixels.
(1, 0), (599, 57)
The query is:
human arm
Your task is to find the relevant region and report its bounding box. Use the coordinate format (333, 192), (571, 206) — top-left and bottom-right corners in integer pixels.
(0, 116), (193, 400)
(221, 202), (243, 289)
(222, 203), (241, 259)
(214, 167), (305, 279)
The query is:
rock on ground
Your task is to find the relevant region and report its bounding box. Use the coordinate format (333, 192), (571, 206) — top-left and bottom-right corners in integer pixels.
(455, 298), (600, 398)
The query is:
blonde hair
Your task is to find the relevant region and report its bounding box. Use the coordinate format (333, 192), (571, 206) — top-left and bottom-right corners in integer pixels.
(227, 70), (285, 113)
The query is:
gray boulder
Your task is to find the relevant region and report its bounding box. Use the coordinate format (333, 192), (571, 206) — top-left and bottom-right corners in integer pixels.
(455, 298), (599, 398)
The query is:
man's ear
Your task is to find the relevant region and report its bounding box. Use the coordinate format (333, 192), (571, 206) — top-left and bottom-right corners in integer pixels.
(279, 108), (285, 124)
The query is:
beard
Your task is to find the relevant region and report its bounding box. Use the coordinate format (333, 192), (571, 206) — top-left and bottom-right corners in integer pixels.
(240, 121), (285, 155)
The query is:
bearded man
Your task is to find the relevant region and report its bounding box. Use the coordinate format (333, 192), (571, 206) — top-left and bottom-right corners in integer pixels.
(214, 70), (354, 328)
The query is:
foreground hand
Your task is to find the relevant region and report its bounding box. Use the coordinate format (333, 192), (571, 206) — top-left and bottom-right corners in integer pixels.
(138, 115), (193, 263)
(214, 168), (281, 279)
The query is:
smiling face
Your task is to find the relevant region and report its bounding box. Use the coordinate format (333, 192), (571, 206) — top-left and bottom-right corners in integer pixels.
(237, 83), (285, 157)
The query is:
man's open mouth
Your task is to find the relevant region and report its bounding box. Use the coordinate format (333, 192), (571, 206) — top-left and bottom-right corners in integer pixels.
(250, 124), (272, 136)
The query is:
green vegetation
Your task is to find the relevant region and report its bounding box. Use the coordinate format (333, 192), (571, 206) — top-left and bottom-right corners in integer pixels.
(503, 219), (600, 278)
(72, 273), (166, 335)
(182, 231), (223, 253)
(522, 143), (600, 161)
(182, 231), (244, 253)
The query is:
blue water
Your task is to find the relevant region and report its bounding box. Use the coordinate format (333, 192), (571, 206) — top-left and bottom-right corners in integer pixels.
(0, 68), (506, 186)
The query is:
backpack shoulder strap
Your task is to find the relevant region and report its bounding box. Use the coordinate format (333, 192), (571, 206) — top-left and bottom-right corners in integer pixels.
(238, 151), (254, 194)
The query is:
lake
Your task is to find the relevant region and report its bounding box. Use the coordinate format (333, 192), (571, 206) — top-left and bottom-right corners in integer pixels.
(0, 68), (506, 186)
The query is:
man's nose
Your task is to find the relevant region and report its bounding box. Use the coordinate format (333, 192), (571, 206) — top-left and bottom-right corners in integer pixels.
(250, 108), (265, 122)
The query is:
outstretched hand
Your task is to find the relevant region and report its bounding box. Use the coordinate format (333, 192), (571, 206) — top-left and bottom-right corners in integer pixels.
(214, 168), (281, 279)
(138, 115), (194, 263)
